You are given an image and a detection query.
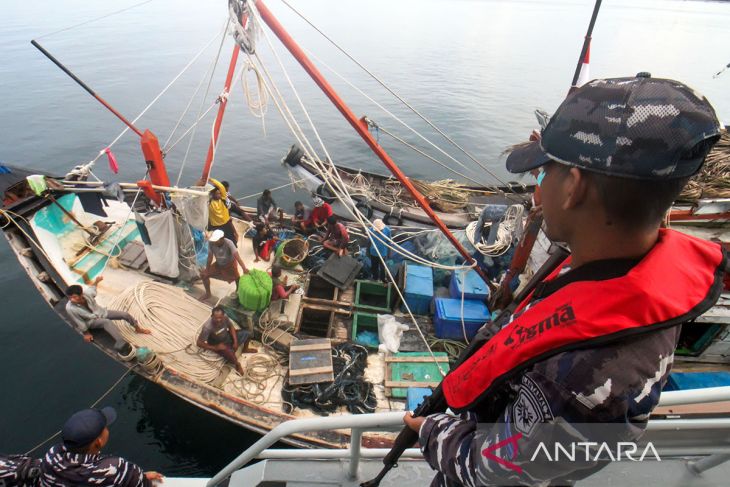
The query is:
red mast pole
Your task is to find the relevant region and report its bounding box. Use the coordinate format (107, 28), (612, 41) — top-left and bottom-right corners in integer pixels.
(254, 0), (493, 289)
(201, 43), (241, 182)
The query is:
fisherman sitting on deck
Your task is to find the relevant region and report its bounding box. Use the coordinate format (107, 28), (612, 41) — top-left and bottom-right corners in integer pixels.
(256, 189), (281, 224)
(208, 177), (238, 245)
(200, 230), (249, 301)
(221, 180), (252, 222)
(196, 306), (256, 375)
(252, 222), (277, 263)
(65, 276), (151, 355)
(40, 406), (164, 486)
(403, 75), (726, 486)
(321, 215), (350, 257)
(270, 264), (299, 301)
(303, 196), (333, 233)
(291, 200), (311, 232)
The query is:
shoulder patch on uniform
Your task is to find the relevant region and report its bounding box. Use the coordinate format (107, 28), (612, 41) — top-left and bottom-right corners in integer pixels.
(512, 375), (554, 437)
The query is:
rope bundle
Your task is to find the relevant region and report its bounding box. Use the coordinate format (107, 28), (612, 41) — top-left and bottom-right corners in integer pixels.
(107, 282), (226, 383)
(679, 129), (730, 202)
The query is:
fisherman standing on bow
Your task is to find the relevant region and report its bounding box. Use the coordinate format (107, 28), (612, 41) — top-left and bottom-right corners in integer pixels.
(404, 75), (726, 486)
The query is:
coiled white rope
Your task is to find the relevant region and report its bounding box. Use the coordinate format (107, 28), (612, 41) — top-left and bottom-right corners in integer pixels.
(465, 204), (525, 257)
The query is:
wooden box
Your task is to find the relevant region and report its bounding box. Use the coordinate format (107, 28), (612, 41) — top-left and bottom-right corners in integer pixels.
(288, 338), (334, 386)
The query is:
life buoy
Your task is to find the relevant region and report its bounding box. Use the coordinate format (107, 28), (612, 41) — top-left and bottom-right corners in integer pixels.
(355, 200), (373, 219)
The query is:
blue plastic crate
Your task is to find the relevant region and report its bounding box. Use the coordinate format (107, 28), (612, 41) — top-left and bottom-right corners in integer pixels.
(449, 270), (490, 301)
(433, 297), (490, 340)
(402, 262), (433, 315)
(664, 372), (730, 391)
(406, 387), (433, 411)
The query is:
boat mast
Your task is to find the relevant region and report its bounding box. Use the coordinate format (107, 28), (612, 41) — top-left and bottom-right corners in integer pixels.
(200, 15), (246, 183)
(254, 0), (494, 289)
(31, 40), (170, 205)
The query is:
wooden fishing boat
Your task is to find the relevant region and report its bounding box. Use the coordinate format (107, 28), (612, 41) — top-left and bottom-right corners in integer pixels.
(5, 0), (730, 459)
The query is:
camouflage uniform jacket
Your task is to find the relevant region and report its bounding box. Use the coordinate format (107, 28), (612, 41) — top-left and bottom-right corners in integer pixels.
(39, 445), (151, 487)
(419, 259), (681, 486)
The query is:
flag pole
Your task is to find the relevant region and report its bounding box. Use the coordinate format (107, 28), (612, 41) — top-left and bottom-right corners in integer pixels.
(569, 0), (603, 93)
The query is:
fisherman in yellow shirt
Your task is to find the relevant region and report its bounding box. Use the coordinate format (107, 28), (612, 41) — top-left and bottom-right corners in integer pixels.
(208, 178), (238, 245)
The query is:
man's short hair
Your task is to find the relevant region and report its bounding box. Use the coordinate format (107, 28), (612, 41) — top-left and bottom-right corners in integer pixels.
(66, 285), (83, 297)
(588, 138), (715, 230)
(221, 181), (230, 190)
(255, 222), (265, 232)
(263, 189), (271, 197)
(211, 305), (225, 315)
(271, 265), (282, 278)
(327, 215), (337, 225)
(294, 201), (303, 207)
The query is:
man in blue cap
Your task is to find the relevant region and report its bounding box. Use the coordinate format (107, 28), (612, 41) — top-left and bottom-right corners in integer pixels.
(40, 407), (163, 486)
(404, 74), (726, 486)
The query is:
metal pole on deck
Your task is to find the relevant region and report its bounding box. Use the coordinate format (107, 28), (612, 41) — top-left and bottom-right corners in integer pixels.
(569, 0), (602, 93)
(254, 0), (494, 290)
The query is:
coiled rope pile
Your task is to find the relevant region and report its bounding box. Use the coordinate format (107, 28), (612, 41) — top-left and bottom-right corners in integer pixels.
(465, 204), (525, 256)
(108, 282), (226, 383)
(679, 129), (730, 202)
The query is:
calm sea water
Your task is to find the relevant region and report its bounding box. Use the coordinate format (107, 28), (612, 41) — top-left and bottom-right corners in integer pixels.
(2, 0), (729, 477)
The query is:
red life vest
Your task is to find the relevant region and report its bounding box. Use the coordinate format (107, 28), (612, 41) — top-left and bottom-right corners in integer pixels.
(443, 229), (726, 412)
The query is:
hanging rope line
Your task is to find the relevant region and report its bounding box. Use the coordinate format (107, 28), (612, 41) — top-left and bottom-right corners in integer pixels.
(164, 19), (230, 151)
(35, 0), (157, 40)
(297, 46), (492, 189)
(23, 367), (135, 455)
(278, 0), (518, 193)
(81, 28), (225, 177)
(174, 19), (231, 187)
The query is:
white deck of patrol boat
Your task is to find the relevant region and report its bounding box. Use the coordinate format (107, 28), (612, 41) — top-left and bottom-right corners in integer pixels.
(153, 387), (730, 487)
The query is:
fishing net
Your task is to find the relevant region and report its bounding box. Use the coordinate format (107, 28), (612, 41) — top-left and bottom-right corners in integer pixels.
(282, 342), (377, 415)
(678, 129), (730, 202)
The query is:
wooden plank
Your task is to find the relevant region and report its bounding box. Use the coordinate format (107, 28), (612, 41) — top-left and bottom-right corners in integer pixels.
(385, 356), (449, 363)
(290, 366), (334, 377)
(385, 380), (441, 388)
(290, 343), (332, 352)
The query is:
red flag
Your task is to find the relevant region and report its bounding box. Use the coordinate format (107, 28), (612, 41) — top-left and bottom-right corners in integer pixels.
(576, 42), (591, 87)
(104, 147), (119, 174)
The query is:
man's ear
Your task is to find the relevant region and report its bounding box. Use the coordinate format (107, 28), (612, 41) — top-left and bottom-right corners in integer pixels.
(562, 167), (589, 210)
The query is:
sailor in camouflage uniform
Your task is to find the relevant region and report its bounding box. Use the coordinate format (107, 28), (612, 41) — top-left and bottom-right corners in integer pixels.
(404, 74), (725, 486)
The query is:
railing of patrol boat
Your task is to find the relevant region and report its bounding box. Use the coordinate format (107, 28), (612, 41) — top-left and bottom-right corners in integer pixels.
(206, 386), (730, 486)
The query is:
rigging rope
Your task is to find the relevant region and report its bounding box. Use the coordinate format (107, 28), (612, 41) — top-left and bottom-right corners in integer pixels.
(23, 367), (135, 455)
(465, 204), (525, 257)
(82, 28), (225, 176)
(175, 19), (231, 186)
(278, 0), (519, 194)
(35, 0), (157, 40)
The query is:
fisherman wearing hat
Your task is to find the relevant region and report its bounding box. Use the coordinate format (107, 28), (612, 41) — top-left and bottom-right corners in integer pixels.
(404, 74), (727, 486)
(200, 229), (249, 301)
(40, 407), (163, 486)
(303, 195), (333, 233)
(368, 218), (392, 281)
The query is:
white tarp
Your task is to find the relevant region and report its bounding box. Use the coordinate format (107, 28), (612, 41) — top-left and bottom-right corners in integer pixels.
(141, 210), (180, 278)
(171, 187), (209, 231)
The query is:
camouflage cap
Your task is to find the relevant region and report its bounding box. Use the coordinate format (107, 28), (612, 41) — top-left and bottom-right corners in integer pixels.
(506, 73), (722, 179)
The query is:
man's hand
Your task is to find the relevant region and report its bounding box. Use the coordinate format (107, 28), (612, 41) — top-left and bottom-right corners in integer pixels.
(135, 327), (152, 335)
(93, 276), (104, 285)
(215, 343), (229, 352)
(144, 471), (164, 483)
(403, 412), (425, 433)
(83, 332), (94, 343)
